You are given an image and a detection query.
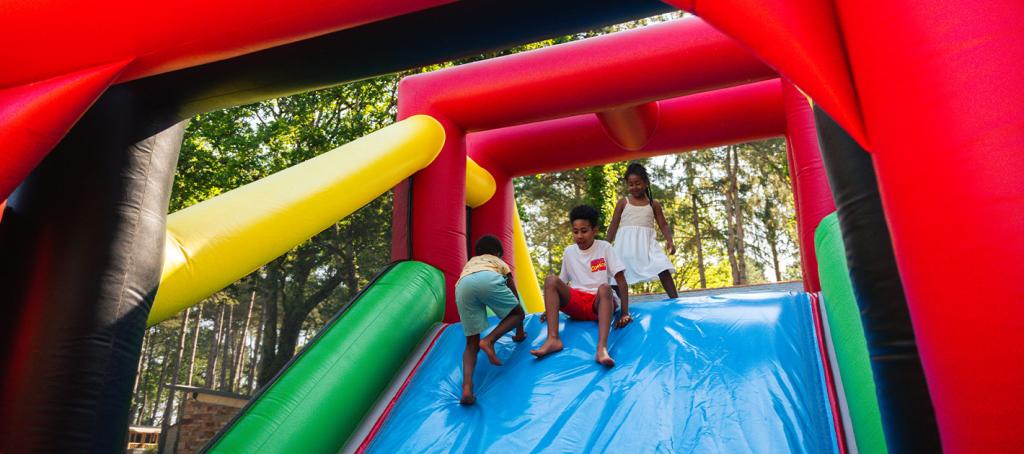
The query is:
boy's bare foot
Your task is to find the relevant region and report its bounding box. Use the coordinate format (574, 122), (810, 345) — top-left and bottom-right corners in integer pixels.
(530, 338), (564, 358)
(460, 388), (476, 405)
(595, 347), (615, 368)
(479, 339), (502, 365)
(512, 332), (527, 342)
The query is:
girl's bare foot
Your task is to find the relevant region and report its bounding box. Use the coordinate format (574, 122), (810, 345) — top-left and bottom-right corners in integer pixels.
(512, 332), (527, 342)
(460, 388), (476, 405)
(530, 338), (564, 358)
(479, 339), (502, 365)
(595, 347), (615, 368)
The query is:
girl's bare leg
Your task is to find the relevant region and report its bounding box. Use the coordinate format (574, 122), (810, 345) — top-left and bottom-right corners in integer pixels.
(659, 270), (679, 299)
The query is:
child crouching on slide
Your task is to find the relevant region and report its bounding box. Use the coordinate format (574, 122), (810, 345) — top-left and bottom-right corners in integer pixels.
(455, 235), (527, 405)
(531, 205), (632, 367)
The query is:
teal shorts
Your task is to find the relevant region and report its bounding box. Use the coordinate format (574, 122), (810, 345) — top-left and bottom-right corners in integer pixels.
(455, 271), (521, 336)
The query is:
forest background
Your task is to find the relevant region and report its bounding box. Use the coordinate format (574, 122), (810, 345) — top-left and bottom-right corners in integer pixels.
(129, 12), (800, 436)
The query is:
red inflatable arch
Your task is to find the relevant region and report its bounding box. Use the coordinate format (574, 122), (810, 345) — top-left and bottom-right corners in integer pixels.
(392, 17), (834, 318)
(668, 2), (1024, 450)
(1, 0), (1022, 451)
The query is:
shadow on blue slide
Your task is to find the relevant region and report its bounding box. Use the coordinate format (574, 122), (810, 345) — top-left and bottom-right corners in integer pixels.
(366, 293), (838, 453)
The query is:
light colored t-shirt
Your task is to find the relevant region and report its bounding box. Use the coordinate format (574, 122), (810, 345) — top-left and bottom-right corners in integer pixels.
(458, 254), (511, 285)
(559, 240), (625, 294)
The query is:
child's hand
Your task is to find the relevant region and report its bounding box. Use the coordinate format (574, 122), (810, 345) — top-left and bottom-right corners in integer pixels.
(666, 241), (676, 255)
(615, 313), (633, 328)
(540, 312), (548, 323)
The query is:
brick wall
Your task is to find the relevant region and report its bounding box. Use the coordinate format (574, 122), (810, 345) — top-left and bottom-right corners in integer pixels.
(174, 397), (244, 454)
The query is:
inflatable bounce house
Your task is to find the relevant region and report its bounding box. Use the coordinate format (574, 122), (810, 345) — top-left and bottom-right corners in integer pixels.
(1, 1), (1021, 452)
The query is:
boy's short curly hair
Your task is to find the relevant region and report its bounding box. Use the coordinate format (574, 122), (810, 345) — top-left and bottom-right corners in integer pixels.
(569, 205), (600, 228)
(475, 235), (504, 257)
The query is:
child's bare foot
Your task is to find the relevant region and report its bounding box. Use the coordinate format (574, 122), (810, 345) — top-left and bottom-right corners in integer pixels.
(595, 347), (615, 368)
(460, 388), (476, 405)
(479, 339), (502, 365)
(512, 332), (527, 342)
(530, 338), (564, 358)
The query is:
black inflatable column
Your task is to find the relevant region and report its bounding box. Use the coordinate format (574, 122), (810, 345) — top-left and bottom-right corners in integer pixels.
(0, 86), (184, 452)
(813, 107), (940, 452)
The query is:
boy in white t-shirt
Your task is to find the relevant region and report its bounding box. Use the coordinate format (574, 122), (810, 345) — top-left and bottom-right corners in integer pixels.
(530, 205), (632, 367)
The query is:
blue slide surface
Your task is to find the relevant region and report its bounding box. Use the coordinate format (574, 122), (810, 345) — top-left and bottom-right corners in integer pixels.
(366, 293), (838, 453)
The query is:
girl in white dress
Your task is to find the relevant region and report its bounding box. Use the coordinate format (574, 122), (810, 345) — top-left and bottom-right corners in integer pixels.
(607, 163), (679, 298)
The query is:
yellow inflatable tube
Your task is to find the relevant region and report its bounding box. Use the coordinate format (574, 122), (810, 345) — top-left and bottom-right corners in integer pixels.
(465, 158), (496, 209)
(464, 162), (541, 312)
(513, 204), (544, 313)
(149, 115), (445, 325)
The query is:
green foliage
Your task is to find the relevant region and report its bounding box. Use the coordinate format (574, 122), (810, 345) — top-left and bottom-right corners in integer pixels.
(681, 258), (734, 289)
(517, 138), (800, 295)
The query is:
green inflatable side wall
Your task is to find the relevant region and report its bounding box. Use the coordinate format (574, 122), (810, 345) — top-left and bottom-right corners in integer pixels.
(815, 213), (888, 454)
(207, 261), (445, 453)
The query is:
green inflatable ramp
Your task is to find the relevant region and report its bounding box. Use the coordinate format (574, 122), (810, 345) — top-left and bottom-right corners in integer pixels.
(815, 213), (888, 454)
(206, 261), (445, 453)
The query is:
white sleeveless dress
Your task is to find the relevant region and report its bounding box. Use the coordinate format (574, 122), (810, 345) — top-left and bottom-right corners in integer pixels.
(613, 202), (675, 284)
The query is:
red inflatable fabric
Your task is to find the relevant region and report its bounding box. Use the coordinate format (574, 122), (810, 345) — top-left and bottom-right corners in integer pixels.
(391, 110), (465, 323)
(595, 101), (660, 151)
(0, 61), (128, 202)
(782, 80), (835, 292)
(0, 0), (451, 89)
(396, 18), (777, 320)
(836, 1), (1024, 450)
(467, 80), (785, 178)
(662, 0), (865, 146)
(468, 173), (515, 276)
(397, 17), (774, 132)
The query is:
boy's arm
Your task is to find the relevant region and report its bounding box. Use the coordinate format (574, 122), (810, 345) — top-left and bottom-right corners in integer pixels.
(614, 271), (632, 328)
(607, 198), (626, 242)
(652, 200), (675, 255)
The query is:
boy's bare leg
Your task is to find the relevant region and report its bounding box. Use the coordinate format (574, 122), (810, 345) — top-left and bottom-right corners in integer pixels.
(595, 285), (616, 367)
(659, 270), (679, 299)
(480, 306), (525, 365)
(461, 334), (481, 405)
(531, 276), (570, 357)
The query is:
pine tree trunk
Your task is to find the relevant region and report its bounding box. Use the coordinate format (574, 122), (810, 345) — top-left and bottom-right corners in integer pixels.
(248, 309), (264, 395)
(723, 147), (741, 284)
(205, 303), (226, 388)
(133, 330), (149, 396)
(258, 276), (281, 388)
(232, 289), (256, 391)
(266, 312), (304, 382)
(220, 302), (235, 390)
(186, 303), (204, 386)
(690, 191), (707, 289)
(132, 331), (154, 424)
(762, 200), (783, 282)
(158, 308), (192, 452)
(148, 346), (171, 425)
(770, 236), (782, 281)
(733, 147), (748, 284)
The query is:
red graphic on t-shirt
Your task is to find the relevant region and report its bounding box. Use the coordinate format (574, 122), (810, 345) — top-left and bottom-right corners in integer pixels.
(590, 258), (607, 272)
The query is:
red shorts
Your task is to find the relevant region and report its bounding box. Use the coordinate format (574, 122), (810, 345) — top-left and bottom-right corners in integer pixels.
(563, 287), (611, 321)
